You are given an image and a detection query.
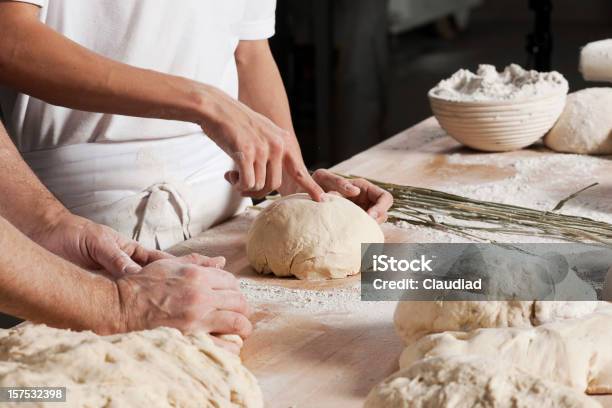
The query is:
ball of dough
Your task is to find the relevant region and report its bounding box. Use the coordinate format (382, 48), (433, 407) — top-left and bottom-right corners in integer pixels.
(246, 193), (384, 280)
(364, 356), (599, 408)
(0, 325), (262, 408)
(544, 88), (612, 154)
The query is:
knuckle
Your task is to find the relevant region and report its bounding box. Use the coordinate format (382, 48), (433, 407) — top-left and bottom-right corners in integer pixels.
(269, 136), (284, 152)
(312, 169), (326, 179)
(231, 315), (248, 334)
(180, 266), (200, 281)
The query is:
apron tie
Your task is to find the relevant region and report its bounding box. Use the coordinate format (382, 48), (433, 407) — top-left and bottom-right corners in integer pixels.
(133, 183), (192, 250)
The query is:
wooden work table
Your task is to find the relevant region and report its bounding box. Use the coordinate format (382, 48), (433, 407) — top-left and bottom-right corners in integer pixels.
(170, 117), (612, 408)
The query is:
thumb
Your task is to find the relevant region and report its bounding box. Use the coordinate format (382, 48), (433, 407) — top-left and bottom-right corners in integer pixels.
(97, 244), (143, 277)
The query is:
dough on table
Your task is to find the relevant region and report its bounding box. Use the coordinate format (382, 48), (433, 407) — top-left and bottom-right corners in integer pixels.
(580, 39), (612, 83)
(0, 325), (263, 408)
(544, 88), (612, 155)
(604, 267), (612, 301)
(399, 302), (612, 394)
(364, 356), (600, 408)
(246, 193), (384, 280)
(393, 246), (598, 344)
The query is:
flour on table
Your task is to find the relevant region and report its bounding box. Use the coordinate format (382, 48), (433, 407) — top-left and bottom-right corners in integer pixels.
(0, 325), (262, 408)
(430, 64), (568, 102)
(364, 356), (600, 408)
(396, 151), (612, 244)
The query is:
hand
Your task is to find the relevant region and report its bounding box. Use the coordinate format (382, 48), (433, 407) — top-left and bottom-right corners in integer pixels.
(197, 86), (324, 200)
(116, 254), (253, 343)
(34, 212), (172, 278)
(282, 169), (393, 224)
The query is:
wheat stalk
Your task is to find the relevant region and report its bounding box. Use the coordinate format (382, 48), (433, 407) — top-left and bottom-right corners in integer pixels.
(343, 176), (612, 245)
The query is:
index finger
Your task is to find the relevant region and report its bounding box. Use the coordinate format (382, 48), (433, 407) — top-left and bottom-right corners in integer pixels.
(199, 267), (240, 290)
(176, 253), (227, 269)
(286, 157), (325, 201)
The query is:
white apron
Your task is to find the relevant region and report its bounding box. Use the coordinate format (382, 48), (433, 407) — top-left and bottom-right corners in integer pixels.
(23, 136), (250, 250)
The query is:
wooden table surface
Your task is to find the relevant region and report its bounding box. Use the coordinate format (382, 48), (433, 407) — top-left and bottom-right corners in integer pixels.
(170, 117), (612, 408)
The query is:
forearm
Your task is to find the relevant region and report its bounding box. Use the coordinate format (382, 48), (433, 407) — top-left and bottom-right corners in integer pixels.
(0, 2), (205, 124)
(235, 40), (307, 194)
(0, 126), (67, 239)
(236, 42), (296, 134)
(0, 216), (121, 334)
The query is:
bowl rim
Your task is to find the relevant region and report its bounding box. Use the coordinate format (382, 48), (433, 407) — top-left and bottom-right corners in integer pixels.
(427, 87), (568, 106)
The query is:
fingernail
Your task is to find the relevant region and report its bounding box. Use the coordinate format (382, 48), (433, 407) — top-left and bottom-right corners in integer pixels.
(124, 265), (141, 275)
(320, 193), (331, 202)
(369, 211), (379, 219)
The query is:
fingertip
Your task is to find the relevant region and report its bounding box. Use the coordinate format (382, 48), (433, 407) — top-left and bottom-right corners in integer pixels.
(123, 260), (142, 275)
(213, 256), (226, 268)
(344, 183), (361, 196)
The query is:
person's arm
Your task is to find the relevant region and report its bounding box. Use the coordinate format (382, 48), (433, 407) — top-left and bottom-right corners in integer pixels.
(0, 123), (172, 277)
(0, 215), (252, 346)
(235, 40), (393, 222)
(0, 2), (320, 198)
(0, 214), (122, 334)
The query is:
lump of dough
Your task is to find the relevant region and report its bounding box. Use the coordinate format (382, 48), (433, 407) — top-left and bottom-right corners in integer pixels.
(364, 356), (599, 408)
(580, 39), (612, 83)
(604, 267), (612, 301)
(246, 193), (384, 280)
(544, 88), (612, 154)
(399, 302), (612, 394)
(0, 325), (263, 408)
(394, 300), (599, 345)
(393, 246), (598, 344)
(394, 301), (533, 344)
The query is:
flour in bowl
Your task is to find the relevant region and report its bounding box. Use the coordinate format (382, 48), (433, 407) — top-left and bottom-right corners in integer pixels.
(430, 64), (568, 102)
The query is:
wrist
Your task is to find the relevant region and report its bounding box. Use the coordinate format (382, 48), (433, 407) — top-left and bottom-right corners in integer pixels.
(26, 203), (72, 246)
(177, 79), (221, 126)
(98, 279), (129, 335)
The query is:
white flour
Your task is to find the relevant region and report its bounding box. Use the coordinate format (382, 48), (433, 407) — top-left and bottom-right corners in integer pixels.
(430, 64), (568, 102)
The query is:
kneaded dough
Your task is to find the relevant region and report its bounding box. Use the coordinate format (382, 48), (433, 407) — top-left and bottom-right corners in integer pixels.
(247, 193), (384, 280)
(604, 267), (612, 301)
(544, 88), (612, 154)
(580, 39), (612, 83)
(394, 300), (599, 344)
(364, 356), (599, 408)
(399, 302), (612, 394)
(0, 325), (263, 408)
(394, 250), (598, 343)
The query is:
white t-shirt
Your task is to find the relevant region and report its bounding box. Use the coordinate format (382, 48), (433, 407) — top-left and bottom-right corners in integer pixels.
(0, 0), (276, 152)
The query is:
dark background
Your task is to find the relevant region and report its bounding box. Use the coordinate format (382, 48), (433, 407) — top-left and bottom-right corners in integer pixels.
(272, 0), (612, 168)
